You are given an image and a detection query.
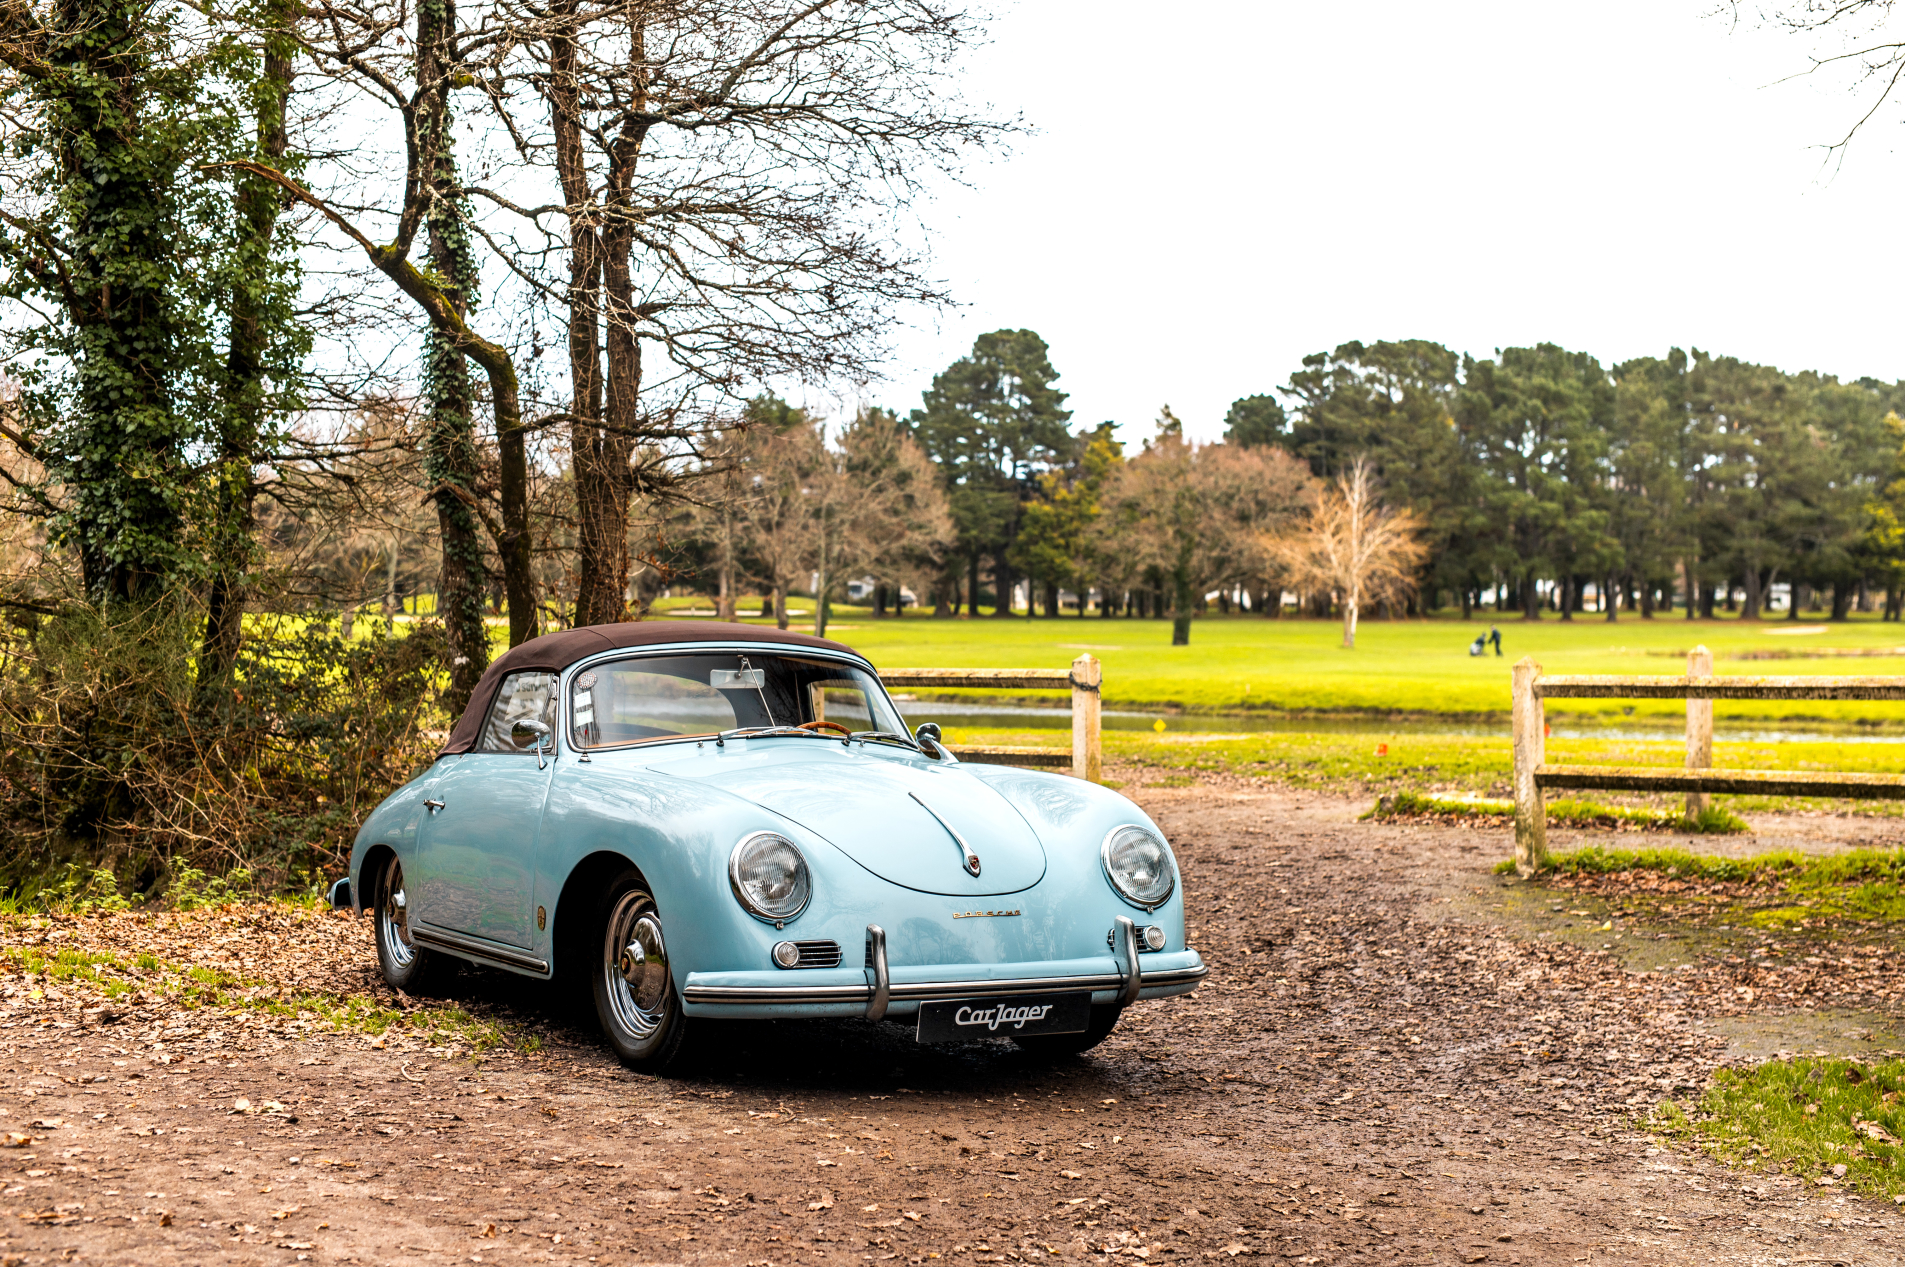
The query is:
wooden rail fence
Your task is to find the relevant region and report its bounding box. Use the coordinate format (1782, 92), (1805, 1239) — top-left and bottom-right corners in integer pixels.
(879, 653), (1103, 781)
(1511, 646), (1905, 875)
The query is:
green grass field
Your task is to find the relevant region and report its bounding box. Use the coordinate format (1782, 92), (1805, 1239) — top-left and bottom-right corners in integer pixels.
(657, 601), (1905, 723)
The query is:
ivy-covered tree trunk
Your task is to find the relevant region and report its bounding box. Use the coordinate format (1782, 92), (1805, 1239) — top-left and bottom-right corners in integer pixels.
(43, 0), (190, 602)
(200, 0), (299, 687)
(414, 0), (490, 708)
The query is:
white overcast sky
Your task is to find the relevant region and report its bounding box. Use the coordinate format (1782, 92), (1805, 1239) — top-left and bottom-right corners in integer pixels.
(859, 0), (1905, 446)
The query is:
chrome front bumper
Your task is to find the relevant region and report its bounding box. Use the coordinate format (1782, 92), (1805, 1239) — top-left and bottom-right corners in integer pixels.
(681, 923), (1206, 1019)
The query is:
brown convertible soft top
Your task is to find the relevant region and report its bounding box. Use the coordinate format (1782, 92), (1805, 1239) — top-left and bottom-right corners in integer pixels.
(439, 621), (862, 755)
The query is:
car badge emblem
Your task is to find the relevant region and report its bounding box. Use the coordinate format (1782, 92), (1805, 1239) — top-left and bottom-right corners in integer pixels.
(908, 791), (980, 876)
(951, 909), (1020, 919)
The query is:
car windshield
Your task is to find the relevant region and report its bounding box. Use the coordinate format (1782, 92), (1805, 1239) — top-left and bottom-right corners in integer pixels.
(568, 652), (908, 751)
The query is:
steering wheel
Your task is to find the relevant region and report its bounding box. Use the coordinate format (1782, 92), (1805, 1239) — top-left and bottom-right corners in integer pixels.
(799, 720), (852, 736)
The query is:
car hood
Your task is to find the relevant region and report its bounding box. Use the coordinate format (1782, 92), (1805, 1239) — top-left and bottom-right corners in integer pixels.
(656, 745), (1048, 896)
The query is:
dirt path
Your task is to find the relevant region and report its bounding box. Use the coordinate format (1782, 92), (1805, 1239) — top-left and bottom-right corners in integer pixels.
(1, 783), (1902, 1266)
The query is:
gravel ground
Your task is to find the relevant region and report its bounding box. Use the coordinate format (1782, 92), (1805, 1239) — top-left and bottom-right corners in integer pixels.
(0, 778), (1900, 1266)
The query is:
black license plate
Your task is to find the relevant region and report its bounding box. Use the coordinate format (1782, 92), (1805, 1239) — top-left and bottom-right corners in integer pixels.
(915, 992), (1091, 1043)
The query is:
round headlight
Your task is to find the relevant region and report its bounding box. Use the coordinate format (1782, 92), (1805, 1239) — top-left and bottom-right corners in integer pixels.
(1101, 825), (1175, 908)
(729, 832), (811, 923)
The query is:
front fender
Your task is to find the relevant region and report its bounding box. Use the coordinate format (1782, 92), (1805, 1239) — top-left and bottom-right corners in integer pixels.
(535, 758), (858, 986)
(347, 761), (443, 914)
(958, 764), (1187, 935)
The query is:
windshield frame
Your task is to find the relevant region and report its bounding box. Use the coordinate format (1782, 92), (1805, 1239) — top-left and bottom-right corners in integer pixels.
(559, 642), (907, 756)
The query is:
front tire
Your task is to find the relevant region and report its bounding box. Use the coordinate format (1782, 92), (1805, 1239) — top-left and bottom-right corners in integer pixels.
(591, 873), (692, 1071)
(1014, 1003), (1123, 1056)
(374, 855), (446, 994)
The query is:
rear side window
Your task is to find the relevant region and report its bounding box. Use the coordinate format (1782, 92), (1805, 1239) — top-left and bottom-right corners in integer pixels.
(479, 671), (558, 752)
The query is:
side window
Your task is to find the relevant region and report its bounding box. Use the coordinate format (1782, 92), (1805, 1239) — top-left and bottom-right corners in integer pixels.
(479, 671), (558, 753)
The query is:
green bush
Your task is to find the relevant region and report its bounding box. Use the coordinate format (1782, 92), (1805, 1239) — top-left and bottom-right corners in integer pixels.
(0, 601), (446, 896)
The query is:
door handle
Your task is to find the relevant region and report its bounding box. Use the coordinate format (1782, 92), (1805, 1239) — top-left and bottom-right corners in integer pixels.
(424, 799), (445, 814)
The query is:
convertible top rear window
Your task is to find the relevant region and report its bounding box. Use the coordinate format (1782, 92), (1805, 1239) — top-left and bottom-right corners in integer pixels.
(570, 652), (904, 751)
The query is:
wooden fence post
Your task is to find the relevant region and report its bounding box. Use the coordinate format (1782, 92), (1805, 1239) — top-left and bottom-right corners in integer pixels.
(1512, 656), (1548, 876)
(1071, 653), (1102, 782)
(1685, 644), (1713, 818)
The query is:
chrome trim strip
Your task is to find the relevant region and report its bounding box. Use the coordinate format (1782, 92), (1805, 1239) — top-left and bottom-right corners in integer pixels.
(683, 962), (1208, 1006)
(865, 924), (890, 1020)
(909, 791), (981, 876)
(411, 924), (550, 974)
(557, 642), (886, 757)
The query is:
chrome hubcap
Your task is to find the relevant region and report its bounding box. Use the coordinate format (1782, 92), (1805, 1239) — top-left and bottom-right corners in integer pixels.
(380, 858), (416, 969)
(604, 894), (670, 1039)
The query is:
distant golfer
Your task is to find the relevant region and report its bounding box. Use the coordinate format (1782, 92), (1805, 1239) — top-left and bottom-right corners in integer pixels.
(1489, 626), (1502, 656)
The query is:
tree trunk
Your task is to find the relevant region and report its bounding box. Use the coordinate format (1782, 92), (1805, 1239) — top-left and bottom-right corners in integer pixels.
(1171, 567), (1193, 644)
(716, 529), (735, 621)
(1042, 581), (1058, 618)
(1832, 580), (1852, 621)
(384, 537), (399, 615)
(548, 7), (620, 628)
(1523, 573), (1541, 621)
(813, 537), (831, 638)
(50, 0), (187, 603)
(563, 13), (649, 629)
(993, 556), (1015, 616)
(1740, 566), (1761, 621)
(1341, 584), (1358, 649)
(413, 0), (494, 706)
(200, 5), (295, 688)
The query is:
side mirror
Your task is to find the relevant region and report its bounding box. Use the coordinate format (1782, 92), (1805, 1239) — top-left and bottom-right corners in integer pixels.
(913, 722), (943, 756)
(512, 717), (553, 769)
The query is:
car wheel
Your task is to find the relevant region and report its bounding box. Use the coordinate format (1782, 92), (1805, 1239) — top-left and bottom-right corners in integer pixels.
(592, 874), (691, 1071)
(374, 855), (445, 993)
(1013, 1003), (1123, 1056)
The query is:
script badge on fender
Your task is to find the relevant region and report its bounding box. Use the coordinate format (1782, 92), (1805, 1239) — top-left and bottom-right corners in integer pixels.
(915, 991), (1091, 1044)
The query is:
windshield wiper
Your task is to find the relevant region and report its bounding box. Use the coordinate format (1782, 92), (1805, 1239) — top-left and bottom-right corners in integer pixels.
(715, 725), (839, 746)
(850, 730), (922, 752)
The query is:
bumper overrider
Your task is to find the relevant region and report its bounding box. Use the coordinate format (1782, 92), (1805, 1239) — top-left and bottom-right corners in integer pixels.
(680, 919), (1207, 1020)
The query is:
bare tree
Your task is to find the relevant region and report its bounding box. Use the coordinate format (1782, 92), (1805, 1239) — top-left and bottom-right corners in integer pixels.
(1268, 456), (1427, 649)
(725, 411), (825, 630)
(715, 407), (949, 637)
(468, 0), (1006, 625)
(1099, 417), (1316, 644)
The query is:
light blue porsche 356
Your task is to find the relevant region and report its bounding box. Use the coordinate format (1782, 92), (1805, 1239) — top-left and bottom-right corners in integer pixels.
(335, 622), (1205, 1070)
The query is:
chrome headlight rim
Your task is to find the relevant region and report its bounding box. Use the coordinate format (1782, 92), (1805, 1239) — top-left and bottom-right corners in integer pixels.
(727, 830), (812, 924)
(1099, 823), (1177, 911)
